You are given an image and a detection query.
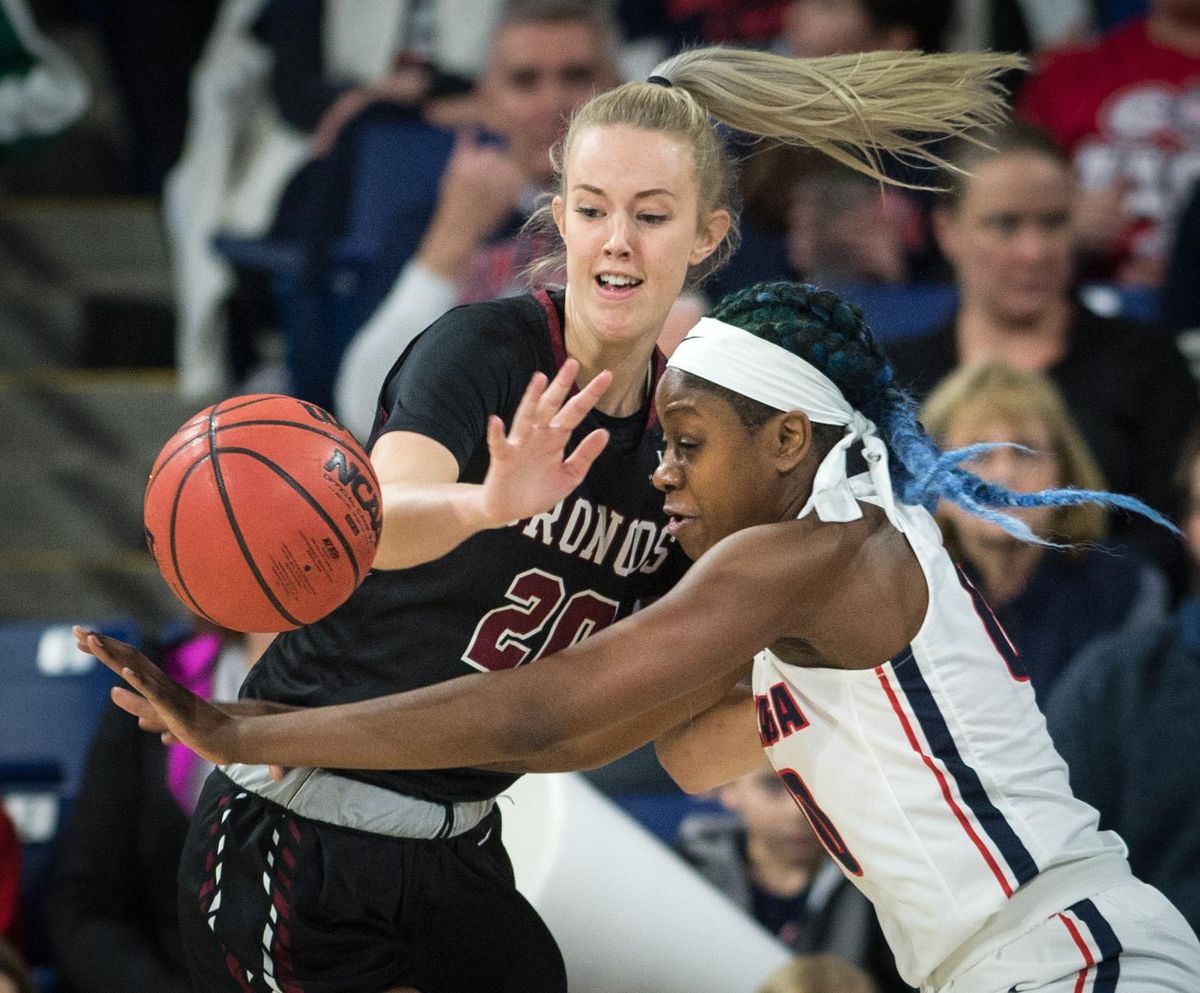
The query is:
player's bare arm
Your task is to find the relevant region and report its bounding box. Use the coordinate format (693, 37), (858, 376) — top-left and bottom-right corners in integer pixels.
(477, 662), (750, 775)
(371, 359), (612, 569)
(654, 685), (762, 794)
(79, 523), (812, 772)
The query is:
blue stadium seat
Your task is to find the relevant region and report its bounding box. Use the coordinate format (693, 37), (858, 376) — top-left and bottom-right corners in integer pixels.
(0, 618), (139, 978)
(608, 792), (726, 847)
(214, 108), (456, 411)
(284, 116), (455, 410)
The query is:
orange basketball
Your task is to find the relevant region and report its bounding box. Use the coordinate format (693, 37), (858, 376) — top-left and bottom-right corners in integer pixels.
(144, 394), (382, 632)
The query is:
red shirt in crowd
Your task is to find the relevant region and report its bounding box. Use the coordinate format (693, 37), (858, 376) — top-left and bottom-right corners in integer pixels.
(1018, 15), (1200, 280)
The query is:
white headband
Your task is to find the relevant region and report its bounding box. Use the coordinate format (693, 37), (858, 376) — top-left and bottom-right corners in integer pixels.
(667, 317), (903, 528)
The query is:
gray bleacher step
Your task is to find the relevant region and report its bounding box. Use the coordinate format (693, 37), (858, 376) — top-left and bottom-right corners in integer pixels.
(0, 369), (197, 625)
(0, 196), (172, 370)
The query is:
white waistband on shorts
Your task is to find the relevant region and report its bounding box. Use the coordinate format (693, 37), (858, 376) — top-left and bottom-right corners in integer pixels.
(925, 852), (1134, 990)
(220, 763), (495, 840)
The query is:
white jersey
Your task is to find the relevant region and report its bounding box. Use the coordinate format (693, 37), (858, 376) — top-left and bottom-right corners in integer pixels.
(752, 501), (1127, 987)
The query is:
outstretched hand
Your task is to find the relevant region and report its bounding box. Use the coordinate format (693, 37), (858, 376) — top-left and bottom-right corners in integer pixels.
(73, 626), (238, 766)
(479, 359), (612, 526)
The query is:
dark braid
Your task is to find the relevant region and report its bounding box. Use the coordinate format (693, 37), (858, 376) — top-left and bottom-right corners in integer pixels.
(704, 281), (1179, 543)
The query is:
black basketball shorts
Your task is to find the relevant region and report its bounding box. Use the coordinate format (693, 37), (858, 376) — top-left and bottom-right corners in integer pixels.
(177, 770), (567, 993)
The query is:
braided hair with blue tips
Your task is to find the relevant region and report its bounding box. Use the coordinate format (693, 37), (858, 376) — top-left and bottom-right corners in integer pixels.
(702, 281), (1178, 545)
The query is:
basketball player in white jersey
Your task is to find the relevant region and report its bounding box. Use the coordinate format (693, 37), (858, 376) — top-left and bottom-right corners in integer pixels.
(79, 279), (1200, 992)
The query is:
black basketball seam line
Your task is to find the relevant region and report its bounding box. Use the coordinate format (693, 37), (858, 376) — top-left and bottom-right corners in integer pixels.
(165, 455), (222, 626)
(208, 401), (305, 628)
(216, 446), (365, 588)
(152, 420), (376, 487)
(163, 395), (283, 447)
(216, 395), (283, 416)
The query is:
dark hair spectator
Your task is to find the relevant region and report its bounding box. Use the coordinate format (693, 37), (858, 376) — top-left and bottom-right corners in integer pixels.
(1043, 419), (1200, 938)
(887, 120), (1199, 593)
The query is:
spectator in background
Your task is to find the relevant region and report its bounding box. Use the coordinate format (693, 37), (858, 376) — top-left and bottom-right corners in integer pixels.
(1044, 422), (1200, 937)
(0, 0), (90, 159)
(42, 623), (252, 993)
(758, 954), (880, 993)
(887, 121), (1198, 593)
(703, 0), (956, 304)
(0, 939), (33, 993)
(782, 0), (952, 55)
(786, 167), (914, 289)
(1161, 177), (1200, 338)
(0, 807), (18, 950)
(1016, 0), (1200, 287)
(165, 0), (504, 402)
(920, 361), (1168, 697)
(333, 0), (622, 441)
(677, 762), (909, 993)
(943, 0), (1093, 57)
(666, 0), (791, 48)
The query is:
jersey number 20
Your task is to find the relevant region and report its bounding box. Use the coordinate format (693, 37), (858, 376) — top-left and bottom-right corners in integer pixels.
(463, 568), (619, 671)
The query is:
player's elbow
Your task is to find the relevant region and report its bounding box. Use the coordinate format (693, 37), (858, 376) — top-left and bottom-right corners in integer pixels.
(497, 699), (574, 760)
(654, 739), (718, 795)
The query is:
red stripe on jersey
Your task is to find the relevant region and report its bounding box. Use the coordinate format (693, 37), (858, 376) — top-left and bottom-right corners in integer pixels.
(1058, 913), (1096, 993)
(876, 666), (1014, 897)
(532, 288), (663, 431)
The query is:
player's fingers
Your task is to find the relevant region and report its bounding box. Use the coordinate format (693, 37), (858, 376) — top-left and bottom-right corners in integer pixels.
(118, 665), (161, 705)
(112, 685), (156, 723)
(509, 371), (549, 439)
(486, 414), (506, 452)
(78, 628), (153, 683)
(537, 359), (580, 416)
(550, 369), (612, 432)
(117, 661), (187, 721)
(562, 428), (610, 478)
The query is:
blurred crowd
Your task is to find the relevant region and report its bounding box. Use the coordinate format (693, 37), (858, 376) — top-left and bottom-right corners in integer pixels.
(3, 1), (1200, 992)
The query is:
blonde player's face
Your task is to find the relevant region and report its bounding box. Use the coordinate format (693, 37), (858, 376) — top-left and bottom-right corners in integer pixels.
(652, 371), (787, 560)
(935, 151), (1075, 328)
(553, 124), (729, 351)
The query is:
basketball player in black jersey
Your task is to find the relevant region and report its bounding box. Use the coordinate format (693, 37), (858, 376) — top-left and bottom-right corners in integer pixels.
(86, 43), (1019, 993)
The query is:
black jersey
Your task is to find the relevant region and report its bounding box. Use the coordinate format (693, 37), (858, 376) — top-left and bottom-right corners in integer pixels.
(240, 291), (689, 802)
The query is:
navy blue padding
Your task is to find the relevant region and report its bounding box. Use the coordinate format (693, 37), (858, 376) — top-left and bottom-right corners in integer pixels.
(0, 619), (136, 797)
(0, 619), (138, 973)
(609, 791), (725, 846)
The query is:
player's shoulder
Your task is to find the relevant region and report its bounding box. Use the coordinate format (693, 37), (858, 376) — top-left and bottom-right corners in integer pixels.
(423, 293), (548, 344)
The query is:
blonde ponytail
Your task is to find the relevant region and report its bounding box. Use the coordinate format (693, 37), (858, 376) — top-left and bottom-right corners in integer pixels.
(654, 47), (1025, 184)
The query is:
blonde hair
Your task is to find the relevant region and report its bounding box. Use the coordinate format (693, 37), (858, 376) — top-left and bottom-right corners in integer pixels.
(757, 953), (881, 993)
(920, 361), (1108, 547)
(529, 46), (1024, 287)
